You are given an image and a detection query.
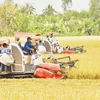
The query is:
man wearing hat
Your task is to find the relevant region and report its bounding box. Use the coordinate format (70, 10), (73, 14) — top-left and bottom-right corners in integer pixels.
(23, 37), (34, 55)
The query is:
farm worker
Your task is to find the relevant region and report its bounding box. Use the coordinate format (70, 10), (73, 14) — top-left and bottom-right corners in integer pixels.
(49, 33), (58, 45)
(15, 37), (23, 49)
(0, 43), (14, 73)
(23, 37), (34, 55)
(1, 43), (11, 55)
(49, 33), (56, 44)
(0, 53), (14, 73)
(46, 35), (50, 41)
(32, 42), (39, 54)
(49, 33), (59, 53)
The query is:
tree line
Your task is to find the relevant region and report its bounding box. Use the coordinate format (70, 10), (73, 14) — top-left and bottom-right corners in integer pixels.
(0, 0), (100, 36)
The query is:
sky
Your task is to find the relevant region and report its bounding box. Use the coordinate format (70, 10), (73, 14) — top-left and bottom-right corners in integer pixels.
(0, 0), (90, 14)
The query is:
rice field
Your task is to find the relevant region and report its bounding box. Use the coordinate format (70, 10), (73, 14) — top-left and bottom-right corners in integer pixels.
(0, 79), (100, 100)
(42, 36), (100, 79)
(0, 36), (100, 100)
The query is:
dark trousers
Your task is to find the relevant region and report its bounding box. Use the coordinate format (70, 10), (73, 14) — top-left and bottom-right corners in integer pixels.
(0, 63), (11, 72)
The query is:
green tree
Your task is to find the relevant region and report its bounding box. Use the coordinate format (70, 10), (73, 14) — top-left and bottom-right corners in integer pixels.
(62, 0), (72, 12)
(89, 0), (100, 21)
(20, 3), (35, 15)
(79, 10), (89, 18)
(0, 1), (17, 36)
(42, 4), (57, 16)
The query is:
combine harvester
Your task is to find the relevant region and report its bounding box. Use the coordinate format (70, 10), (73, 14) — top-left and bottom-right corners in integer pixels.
(41, 32), (86, 54)
(0, 32), (78, 79)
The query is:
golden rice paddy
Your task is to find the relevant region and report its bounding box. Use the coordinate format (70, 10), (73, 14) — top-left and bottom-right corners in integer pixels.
(0, 36), (100, 100)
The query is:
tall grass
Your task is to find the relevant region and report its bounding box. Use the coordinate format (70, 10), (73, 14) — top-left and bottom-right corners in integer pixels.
(0, 79), (100, 100)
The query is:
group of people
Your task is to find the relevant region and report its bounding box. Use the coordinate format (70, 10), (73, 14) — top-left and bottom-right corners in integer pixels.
(17, 34), (61, 54)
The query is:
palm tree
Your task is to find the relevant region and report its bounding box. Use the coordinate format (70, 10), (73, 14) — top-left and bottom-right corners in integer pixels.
(20, 3), (35, 15)
(25, 3), (35, 14)
(42, 4), (57, 16)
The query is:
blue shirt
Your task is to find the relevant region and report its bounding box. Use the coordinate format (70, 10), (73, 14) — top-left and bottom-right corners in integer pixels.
(23, 41), (31, 51)
(1, 48), (11, 55)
